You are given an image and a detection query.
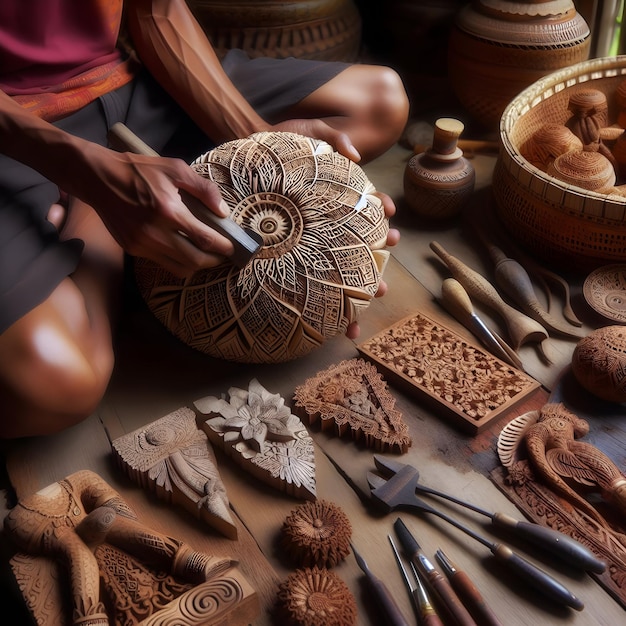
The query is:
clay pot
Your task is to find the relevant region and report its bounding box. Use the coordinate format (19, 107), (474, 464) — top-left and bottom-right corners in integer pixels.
(448, 0), (591, 130)
(187, 0), (362, 61)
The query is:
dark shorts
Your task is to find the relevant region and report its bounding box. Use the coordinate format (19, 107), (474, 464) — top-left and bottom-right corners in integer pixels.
(0, 52), (349, 333)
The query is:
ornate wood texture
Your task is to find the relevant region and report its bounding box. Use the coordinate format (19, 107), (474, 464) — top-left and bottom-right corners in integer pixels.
(134, 131), (390, 364)
(3, 470), (258, 625)
(194, 379), (317, 501)
(188, 0), (362, 62)
(111, 407), (237, 539)
(583, 265), (626, 324)
(571, 325), (626, 403)
(292, 358), (411, 453)
(275, 566), (358, 626)
(495, 404), (626, 608)
(280, 500), (352, 569)
(357, 312), (541, 433)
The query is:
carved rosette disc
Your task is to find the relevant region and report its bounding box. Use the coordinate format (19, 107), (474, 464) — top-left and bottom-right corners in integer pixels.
(281, 500), (352, 568)
(134, 131), (389, 363)
(275, 567), (357, 626)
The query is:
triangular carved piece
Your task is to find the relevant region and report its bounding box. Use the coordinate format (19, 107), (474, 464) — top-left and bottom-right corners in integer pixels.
(112, 407), (237, 539)
(194, 379), (316, 501)
(293, 358), (412, 453)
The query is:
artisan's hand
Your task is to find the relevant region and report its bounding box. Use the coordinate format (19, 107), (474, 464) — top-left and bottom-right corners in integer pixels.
(75, 144), (234, 277)
(272, 118), (362, 163)
(346, 190), (400, 340)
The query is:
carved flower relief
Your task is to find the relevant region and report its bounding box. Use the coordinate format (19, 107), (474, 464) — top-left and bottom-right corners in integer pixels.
(195, 379), (299, 454)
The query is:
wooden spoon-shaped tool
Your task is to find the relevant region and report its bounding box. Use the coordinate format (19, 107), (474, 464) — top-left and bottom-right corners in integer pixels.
(430, 241), (552, 361)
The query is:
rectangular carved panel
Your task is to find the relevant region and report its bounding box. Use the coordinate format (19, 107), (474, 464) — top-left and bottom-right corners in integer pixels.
(357, 312), (541, 433)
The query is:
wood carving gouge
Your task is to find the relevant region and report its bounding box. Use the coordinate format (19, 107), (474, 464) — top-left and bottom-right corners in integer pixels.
(368, 466), (584, 610)
(373, 454), (605, 574)
(107, 122), (262, 268)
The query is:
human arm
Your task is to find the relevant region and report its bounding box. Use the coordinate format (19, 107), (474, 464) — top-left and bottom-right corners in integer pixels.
(0, 89), (235, 275)
(124, 0), (361, 161)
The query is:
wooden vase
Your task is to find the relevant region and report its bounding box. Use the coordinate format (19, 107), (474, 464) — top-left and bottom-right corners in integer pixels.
(187, 0), (362, 61)
(403, 118), (475, 220)
(448, 0), (591, 130)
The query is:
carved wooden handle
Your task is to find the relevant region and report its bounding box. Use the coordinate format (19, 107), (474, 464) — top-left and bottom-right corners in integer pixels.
(430, 241), (548, 350)
(484, 242), (584, 339)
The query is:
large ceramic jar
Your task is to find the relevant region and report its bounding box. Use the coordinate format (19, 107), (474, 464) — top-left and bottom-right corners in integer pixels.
(448, 0), (590, 130)
(188, 0), (362, 61)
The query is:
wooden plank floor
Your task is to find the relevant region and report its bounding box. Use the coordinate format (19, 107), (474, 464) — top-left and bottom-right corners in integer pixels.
(2, 144), (625, 625)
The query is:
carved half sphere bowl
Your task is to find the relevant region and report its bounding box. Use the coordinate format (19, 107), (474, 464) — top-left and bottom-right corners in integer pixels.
(493, 57), (626, 272)
(134, 131), (389, 363)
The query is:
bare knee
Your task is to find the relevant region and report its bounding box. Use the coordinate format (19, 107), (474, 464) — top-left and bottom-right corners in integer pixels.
(367, 66), (410, 144)
(0, 318), (114, 438)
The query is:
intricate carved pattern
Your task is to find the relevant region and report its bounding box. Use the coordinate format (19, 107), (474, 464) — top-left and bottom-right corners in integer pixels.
(275, 567), (357, 626)
(583, 264), (626, 324)
(292, 358), (411, 453)
(501, 404), (626, 523)
(495, 405), (626, 607)
(111, 407), (237, 539)
(571, 326), (626, 403)
(195, 379), (316, 500)
(357, 313), (541, 433)
(134, 131), (389, 364)
(281, 500), (352, 569)
(4, 471), (255, 626)
(139, 576), (256, 626)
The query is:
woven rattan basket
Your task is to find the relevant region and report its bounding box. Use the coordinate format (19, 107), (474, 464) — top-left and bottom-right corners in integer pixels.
(493, 56), (626, 272)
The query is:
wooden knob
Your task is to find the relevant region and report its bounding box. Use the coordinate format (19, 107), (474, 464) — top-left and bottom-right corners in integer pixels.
(432, 118), (464, 156)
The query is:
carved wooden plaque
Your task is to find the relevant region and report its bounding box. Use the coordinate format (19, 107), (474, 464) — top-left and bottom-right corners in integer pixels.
(4, 470), (259, 626)
(495, 404), (626, 608)
(134, 131), (390, 364)
(292, 358), (412, 453)
(357, 312), (541, 433)
(111, 407), (237, 539)
(195, 379), (317, 500)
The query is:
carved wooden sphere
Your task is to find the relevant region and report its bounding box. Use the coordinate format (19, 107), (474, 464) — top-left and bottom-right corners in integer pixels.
(546, 149), (616, 192)
(134, 132), (389, 364)
(572, 326), (626, 403)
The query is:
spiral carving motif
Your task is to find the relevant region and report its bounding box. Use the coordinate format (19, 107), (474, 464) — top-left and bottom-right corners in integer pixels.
(141, 578), (244, 625)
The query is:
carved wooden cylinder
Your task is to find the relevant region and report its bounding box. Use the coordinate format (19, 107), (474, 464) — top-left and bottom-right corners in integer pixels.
(448, 0), (590, 129)
(187, 0), (362, 61)
(134, 132), (389, 363)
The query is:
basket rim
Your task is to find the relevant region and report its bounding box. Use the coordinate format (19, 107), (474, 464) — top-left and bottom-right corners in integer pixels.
(499, 55), (626, 206)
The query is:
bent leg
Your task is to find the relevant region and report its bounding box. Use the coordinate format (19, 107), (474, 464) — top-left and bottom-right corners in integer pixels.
(0, 199), (123, 438)
(283, 64), (410, 162)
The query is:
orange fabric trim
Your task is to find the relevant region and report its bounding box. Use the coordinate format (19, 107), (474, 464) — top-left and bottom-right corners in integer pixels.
(12, 57), (140, 122)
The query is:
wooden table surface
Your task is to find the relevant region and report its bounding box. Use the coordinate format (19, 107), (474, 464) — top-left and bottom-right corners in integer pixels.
(2, 145), (625, 625)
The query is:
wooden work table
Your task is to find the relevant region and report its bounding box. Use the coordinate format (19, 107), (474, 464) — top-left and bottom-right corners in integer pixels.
(2, 144), (625, 625)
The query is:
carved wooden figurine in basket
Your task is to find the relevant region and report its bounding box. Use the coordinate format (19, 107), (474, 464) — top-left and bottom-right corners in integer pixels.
(3, 470), (258, 626)
(134, 131), (390, 364)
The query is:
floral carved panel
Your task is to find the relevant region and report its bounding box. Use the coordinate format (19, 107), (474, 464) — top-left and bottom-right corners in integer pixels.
(195, 379), (316, 501)
(357, 312), (541, 433)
